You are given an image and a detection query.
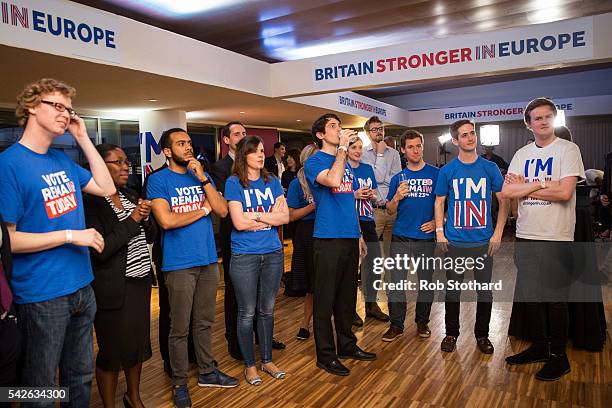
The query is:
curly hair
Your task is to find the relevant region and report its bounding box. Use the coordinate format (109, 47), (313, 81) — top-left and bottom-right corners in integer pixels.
(15, 78), (76, 127)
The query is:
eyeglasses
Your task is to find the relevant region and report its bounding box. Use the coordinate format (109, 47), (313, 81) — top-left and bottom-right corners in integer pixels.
(368, 126), (384, 133)
(40, 100), (77, 118)
(105, 159), (132, 166)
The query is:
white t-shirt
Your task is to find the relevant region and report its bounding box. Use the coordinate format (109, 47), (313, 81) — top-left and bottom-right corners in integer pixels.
(508, 137), (585, 241)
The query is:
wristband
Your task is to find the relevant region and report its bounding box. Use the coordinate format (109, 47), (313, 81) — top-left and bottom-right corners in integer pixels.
(66, 229), (73, 244)
(203, 207), (210, 216)
(435, 227), (444, 232)
(337, 145), (348, 153)
(201, 179), (211, 187)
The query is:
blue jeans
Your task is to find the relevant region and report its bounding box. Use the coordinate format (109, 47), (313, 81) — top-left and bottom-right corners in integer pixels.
(230, 250), (283, 367)
(17, 285), (96, 408)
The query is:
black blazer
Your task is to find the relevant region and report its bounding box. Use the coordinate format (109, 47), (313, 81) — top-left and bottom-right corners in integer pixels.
(210, 155), (234, 248)
(265, 155), (285, 177)
(603, 151), (612, 197)
(84, 188), (156, 310)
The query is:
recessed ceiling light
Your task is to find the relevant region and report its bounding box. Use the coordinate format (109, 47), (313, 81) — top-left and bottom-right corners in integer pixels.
(296, 119), (301, 122)
(148, 99), (158, 102)
(240, 111), (246, 114)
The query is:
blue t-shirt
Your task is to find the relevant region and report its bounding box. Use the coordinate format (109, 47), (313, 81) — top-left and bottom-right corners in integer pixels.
(0, 143), (93, 304)
(387, 164), (439, 239)
(225, 175), (284, 254)
(304, 151), (360, 239)
(146, 167), (217, 271)
(434, 157), (503, 245)
(286, 178), (315, 221)
(351, 163), (377, 222)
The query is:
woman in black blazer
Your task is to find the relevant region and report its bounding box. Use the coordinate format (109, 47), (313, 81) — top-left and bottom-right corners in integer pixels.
(85, 144), (156, 408)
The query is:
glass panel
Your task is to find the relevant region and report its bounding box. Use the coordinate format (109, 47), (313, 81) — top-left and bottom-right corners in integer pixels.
(0, 110), (97, 167)
(100, 119), (141, 193)
(187, 124), (217, 170)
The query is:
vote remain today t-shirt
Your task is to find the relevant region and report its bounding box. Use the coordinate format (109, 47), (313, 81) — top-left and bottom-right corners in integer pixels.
(146, 167), (217, 271)
(0, 143), (93, 304)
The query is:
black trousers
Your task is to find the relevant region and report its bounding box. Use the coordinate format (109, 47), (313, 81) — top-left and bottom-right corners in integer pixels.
(515, 238), (571, 354)
(0, 312), (22, 408)
(313, 238), (359, 364)
(444, 244), (493, 338)
(221, 227), (239, 347)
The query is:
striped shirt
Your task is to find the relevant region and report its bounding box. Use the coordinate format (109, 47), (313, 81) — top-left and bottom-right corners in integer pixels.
(105, 193), (151, 278)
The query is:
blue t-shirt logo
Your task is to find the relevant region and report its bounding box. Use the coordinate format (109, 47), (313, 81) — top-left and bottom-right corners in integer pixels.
(405, 178), (434, 197)
(243, 186), (275, 211)
(41, 170), (79, 218)
(332, 168), (354, 194)
(451, 177), (488, 229)
(171, 186), (204, 213)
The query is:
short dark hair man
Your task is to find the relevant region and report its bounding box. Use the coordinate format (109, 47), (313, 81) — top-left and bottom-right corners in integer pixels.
(147, 128), (238, 407)
(383, 130), (439, 342)
(503, 97), (585, 381)
(305, 113), (376, 376)
(434, 119), (508, 355)
(0, 78), (116, 406)
(481, 146), (509, 175)
(210, 121), (247, 360)
(265, 141), (286, 178)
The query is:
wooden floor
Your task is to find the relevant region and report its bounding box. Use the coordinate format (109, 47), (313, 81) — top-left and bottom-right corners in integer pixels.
(90, 243), (612, 408)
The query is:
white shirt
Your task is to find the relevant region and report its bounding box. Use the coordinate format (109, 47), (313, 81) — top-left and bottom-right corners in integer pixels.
(508, 137), (585, 241)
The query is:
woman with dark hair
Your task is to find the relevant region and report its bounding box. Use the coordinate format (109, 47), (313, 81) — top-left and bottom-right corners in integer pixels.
(281, 149), (301, 191)
(224, 136), (289, 385)
(84, 144), (156, 408)
(287, 144), (318, 339)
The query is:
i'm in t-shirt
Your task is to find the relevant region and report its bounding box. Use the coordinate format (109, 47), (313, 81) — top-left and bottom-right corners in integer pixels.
(387, 164), (439, 239)
(224, 175), (284, 254)
(351, 162), (377, 222)
(508, 137), (585, 241)
(146, 167), (217, 271)
(304, 151), (360, 239)
(286, 178), (315, 221)
(434, 156), (503, 245)
(0, 143), (93, 304)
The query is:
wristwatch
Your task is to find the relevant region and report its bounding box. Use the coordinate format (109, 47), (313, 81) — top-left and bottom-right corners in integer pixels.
(539, 179), (546, 189)
(201, 178), (211, 187)
(338, 145), (348, 153)
(255, 213), (262, 222)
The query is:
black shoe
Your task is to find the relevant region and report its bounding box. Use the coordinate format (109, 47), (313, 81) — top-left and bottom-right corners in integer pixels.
(476, 337), (494, 354)
(296, 327), (310, 340)
(228, 345), (244, 361)
(338, 347), (377, 361)
(505, 344), (549, 365)
(316, 359), (350, 376)
(352, 312), (364, 327)
(163, 360), (173, 378)
(365, 302), (390, 322)
(535, 353), (570, 381)
(441, 335), (457, 352)
(122, 394), (133, 408)
(272, 337), (286, 350)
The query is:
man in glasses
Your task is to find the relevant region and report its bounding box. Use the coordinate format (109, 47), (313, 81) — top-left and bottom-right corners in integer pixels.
(360, 116), (402, 322)
(0, 78), (116, 406)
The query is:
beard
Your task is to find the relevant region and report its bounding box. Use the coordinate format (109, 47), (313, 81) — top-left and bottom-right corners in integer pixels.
(172, 152), (190, 167)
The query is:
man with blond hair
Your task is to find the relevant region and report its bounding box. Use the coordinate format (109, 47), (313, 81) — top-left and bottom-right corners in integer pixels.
(0, 78), (115, 406)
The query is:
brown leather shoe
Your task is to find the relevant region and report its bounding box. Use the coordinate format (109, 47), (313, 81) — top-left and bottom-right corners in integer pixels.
(441, 335), (457, 352)
(416, 322), (431, 338)
(382, 326), (404, 342)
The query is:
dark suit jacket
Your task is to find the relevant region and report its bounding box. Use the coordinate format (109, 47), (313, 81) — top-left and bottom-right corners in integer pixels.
(603, 151), (612, 197)
(264, 155), (285, 177)
(210, 155), (234, 252)
(84, 188), (156, 310)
